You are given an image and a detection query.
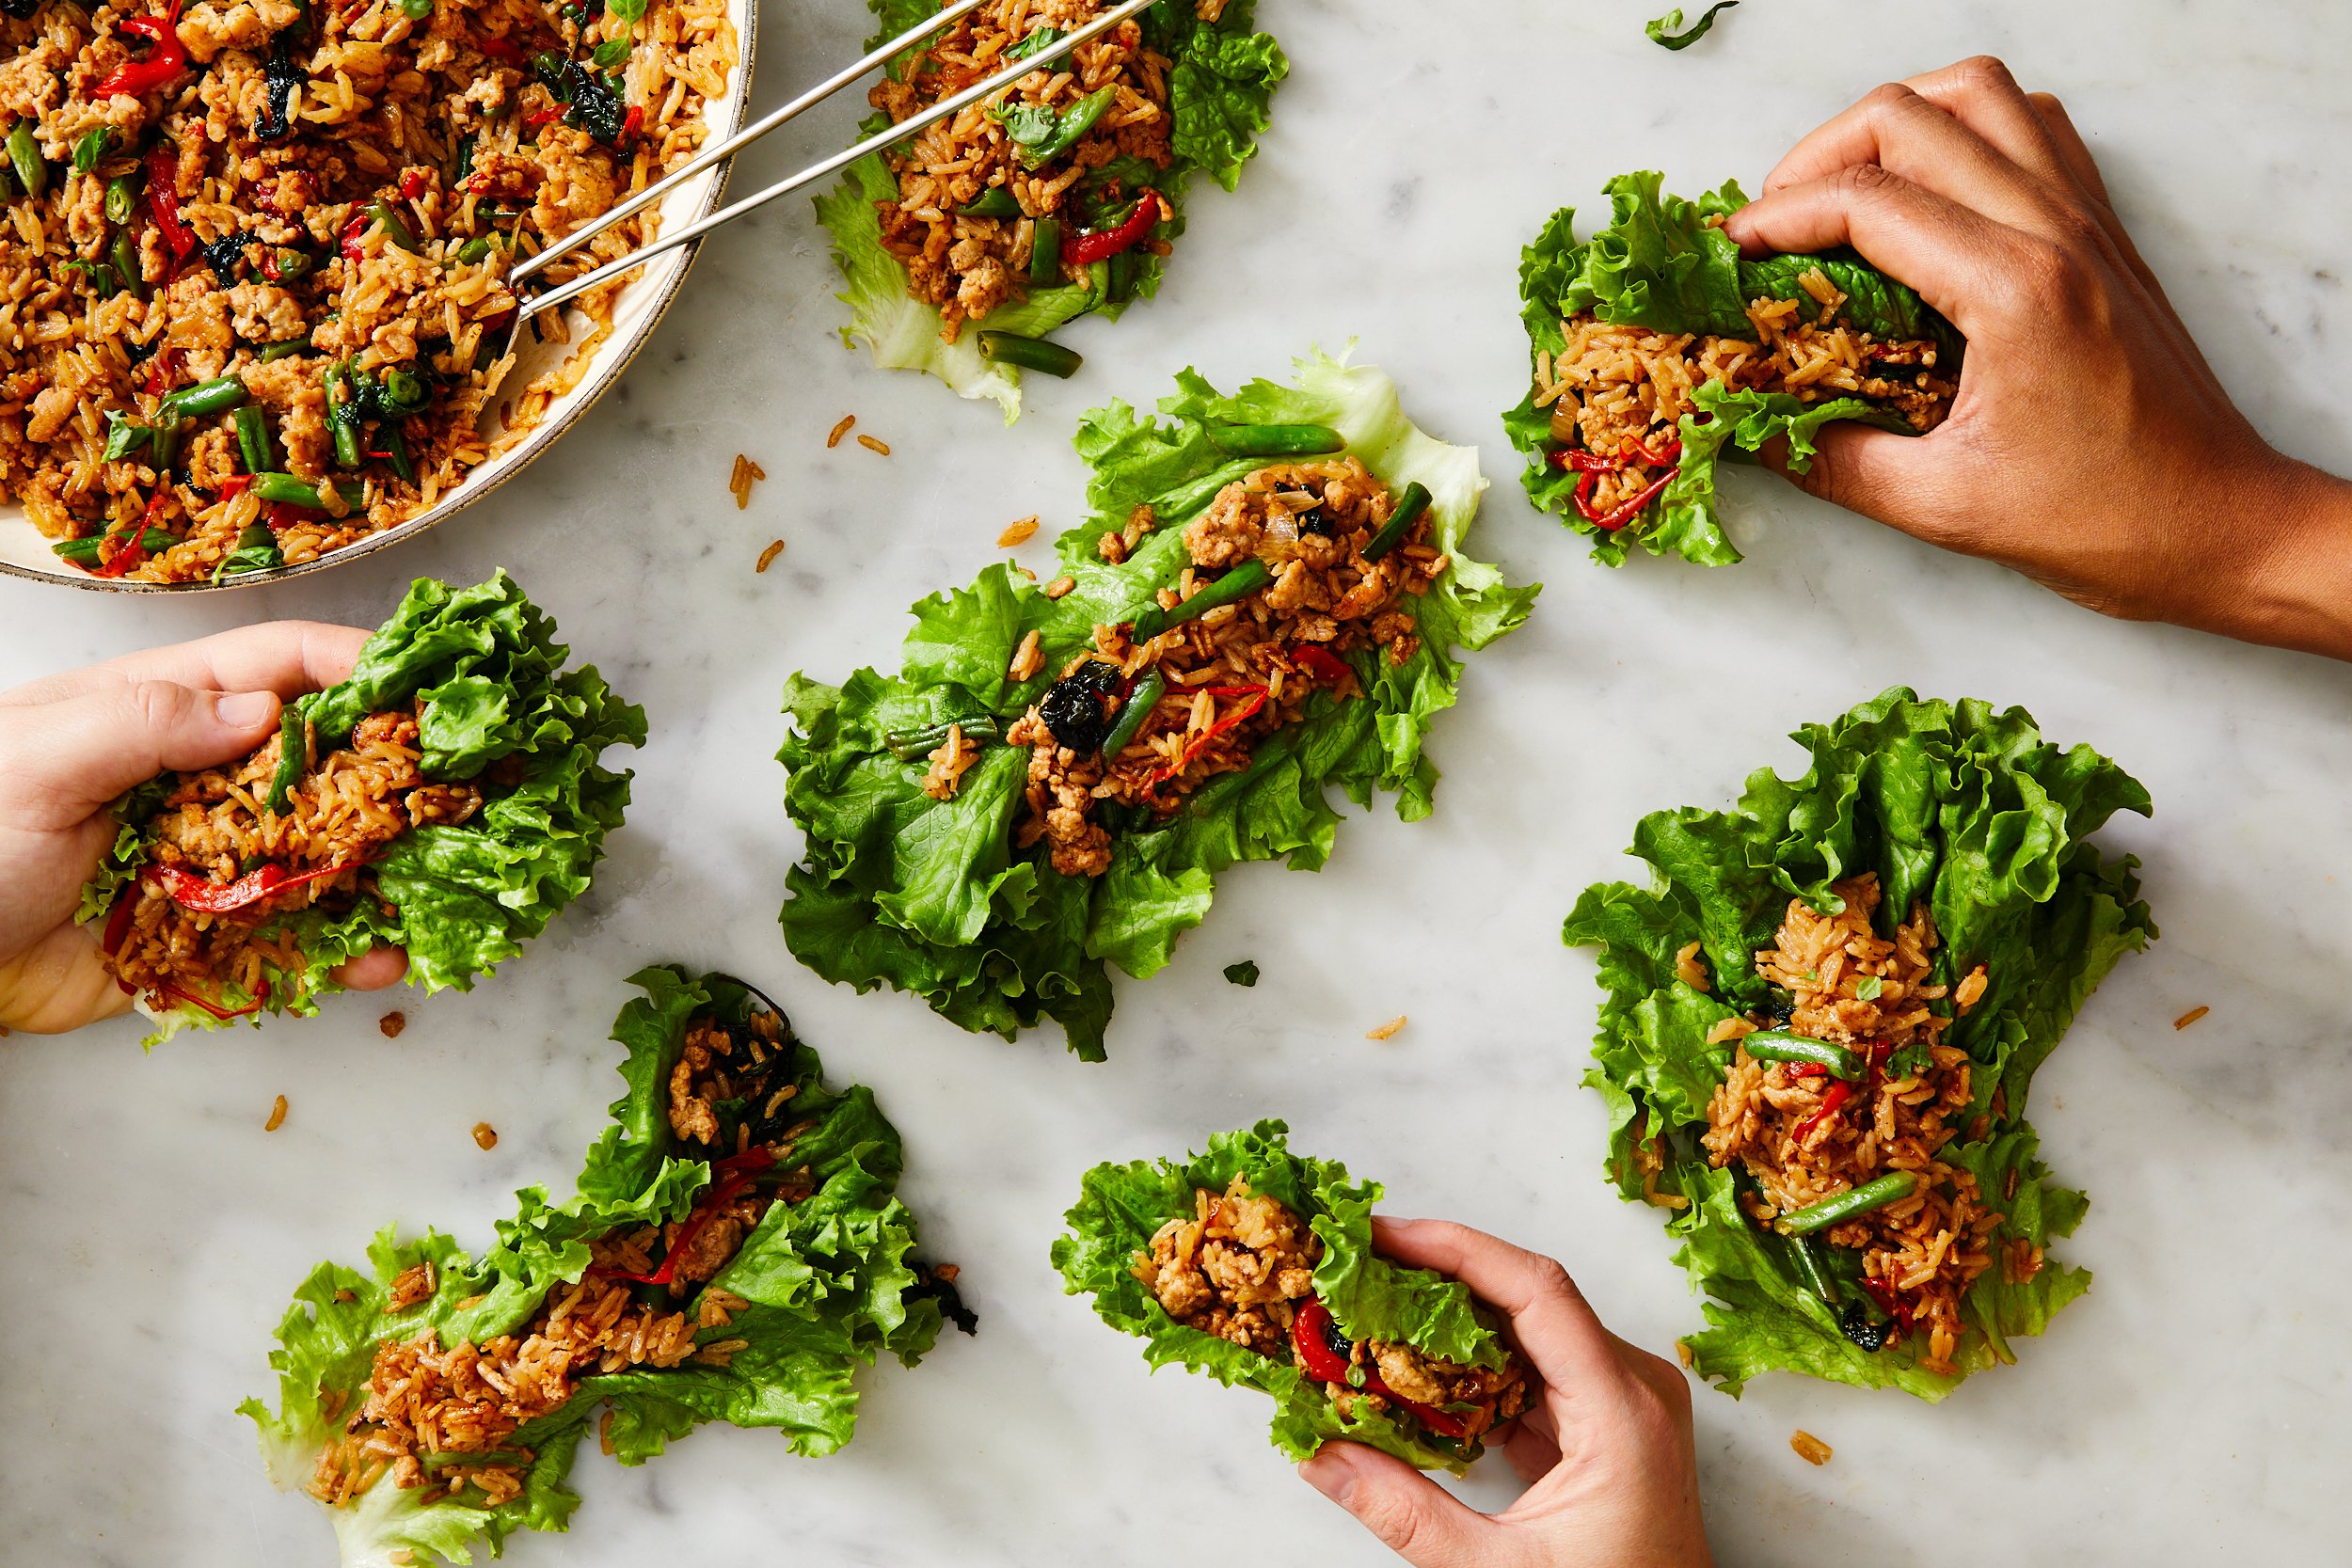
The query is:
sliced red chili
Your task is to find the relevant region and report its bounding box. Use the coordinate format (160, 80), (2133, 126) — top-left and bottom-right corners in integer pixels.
(1291, 644), (1350, 684)
(1862, 1275), (1915, 1335)
(524, 106), (564, 129)
(340, 213), (371, 261)
(215, 474), (252, 498)
(397, 168), (427, 199)
(263, 499), (324, 531)
(93, 0), (188, 99)
(1065, 188), (1161, 266)
(148, 858), (364, 913)
(144, 345), (184, 399)
(1577, 467), (1676, 532)
(102, 888), (137, 957)
(146, 147), (196, 266)
(1144, 683), (1269, 795)
(1793, 1080), (1854, 1145)
(158, 977), (267, 1021)
(593, 1146), (776, 1287)
(474, 34), (527, 62)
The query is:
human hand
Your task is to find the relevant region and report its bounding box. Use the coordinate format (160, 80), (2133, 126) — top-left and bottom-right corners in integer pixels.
(1724, 56), (2352, 661)
(0, 623), (409, 1034)
(1297, 1218), (1710, 1568)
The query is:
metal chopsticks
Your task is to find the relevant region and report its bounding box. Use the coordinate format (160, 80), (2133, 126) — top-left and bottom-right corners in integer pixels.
(509, 0), (1160, 324)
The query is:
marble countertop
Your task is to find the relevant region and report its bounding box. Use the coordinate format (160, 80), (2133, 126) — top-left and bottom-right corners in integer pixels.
(6, 2), (2350, 1562)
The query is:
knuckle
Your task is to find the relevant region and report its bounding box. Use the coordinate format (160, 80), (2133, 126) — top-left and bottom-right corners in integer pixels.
(1833, 161), (1903, 204)
(1860, 81), (1915, 117)
(128, 678), (192, 730)
(1521, 1253), (1577, 1302)
(1953, 55), (2021, 100)
(1354, 1490), (1432, 1556)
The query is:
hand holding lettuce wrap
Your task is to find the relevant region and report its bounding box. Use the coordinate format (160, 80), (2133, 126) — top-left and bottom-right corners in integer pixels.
(0, 622), (408, 1035)
(1723, 57), (2352, 659)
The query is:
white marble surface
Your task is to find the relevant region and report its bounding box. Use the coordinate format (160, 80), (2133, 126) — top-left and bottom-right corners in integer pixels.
(5, 2), (2351, 1562)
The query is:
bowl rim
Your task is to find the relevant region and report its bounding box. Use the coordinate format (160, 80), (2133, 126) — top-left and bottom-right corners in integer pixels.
(0, 0), (761, 596)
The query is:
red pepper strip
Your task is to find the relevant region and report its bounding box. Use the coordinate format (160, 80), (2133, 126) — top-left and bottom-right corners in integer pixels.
(1786, 1062), (1828, 1080)
(260, 248), (281, 281)
(146, 147), (196, 266)
(215, 474), (252, 498)
(398, 168), (427, 199)
(1579, 468), (1676, 532)
(263, 499), (324, 531)
(1291, 644), (1350, 684)
(93, 487), (172, 578)
(1144, 683), (1268, 795)
(474, 34), (526, 62)
(594, 1146), (776, 1286)
(1065, 188), (1162, 266)
(102, 888), (137, 957)
(1861, 1275), (1915, 1335)
(1293, 1298), (1472, 1442)
(1793, 1080), (1853, 1146)
(616, 103), (644, 154)
(524, 106), (564, 129)
(158, 978), (267, 1021)
(340, 213), (371, 261)
(148, 858), (362, 913)
(92, 0), (188, 99)
(1550, 436), (1681, 474)
(145, 344), (184, 398)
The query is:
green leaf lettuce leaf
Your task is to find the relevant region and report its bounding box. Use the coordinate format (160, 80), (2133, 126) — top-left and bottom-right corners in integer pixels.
(1051, 1119), (1510, 1474)
(816, 0), (1286, 420)
(777, 351), (1537, 1060)
(241, 966), (953, 1565)
(1503, 170), (1964, 565)
(78, 573), (644, 1046)
(1562, 689), (2153, 1400)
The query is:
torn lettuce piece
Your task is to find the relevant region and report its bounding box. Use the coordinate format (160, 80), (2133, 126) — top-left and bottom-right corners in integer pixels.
(1563, 689), (2153, 1399)
(776, 351), (1536, 1059)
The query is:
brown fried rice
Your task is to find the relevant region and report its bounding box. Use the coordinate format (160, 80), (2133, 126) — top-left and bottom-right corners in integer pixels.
(2, 0), (737, 582)
(1135, 1174), (1526, 1445)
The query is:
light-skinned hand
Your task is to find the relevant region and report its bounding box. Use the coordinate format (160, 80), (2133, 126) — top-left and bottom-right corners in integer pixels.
(1725, 56), (2352, 662)
(0, 622), (408, 1034)
(1298, 1218), (1711, 1568)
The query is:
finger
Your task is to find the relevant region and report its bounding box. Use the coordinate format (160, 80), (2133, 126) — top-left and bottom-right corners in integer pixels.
(1756, 421), (1951, 536)
(1723, 165), (2026, 337)
(332, 947), (410, 991)
(0, 622), (371, 709)
(1756, 77), (2060, 234)
(0, 681), (282, 823)
(1899, 56), (2080, 195)
(1371, 1217), (1626, 1388)
(1298, 1444), (1499, 1568)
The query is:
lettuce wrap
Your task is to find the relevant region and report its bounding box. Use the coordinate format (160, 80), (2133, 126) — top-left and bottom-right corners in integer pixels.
(241, 965), (963, 1566)
(78, 573), (644, 1045)
(1563, 689), (2154, 1398)
(776, 351), (1538, 1059)
(816, 0), (1286, 420)
(1053, 1120), (1521, 1473)
(1504, 170), (1966, 565)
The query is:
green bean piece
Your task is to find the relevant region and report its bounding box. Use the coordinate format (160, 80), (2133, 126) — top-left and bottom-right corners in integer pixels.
(7, 122), (47, 199)
(249, 471), (363, 509)
(104, 170), (138, 225)
(1740, 1029), (1864, 1081)
(1206, 423), (1346, 459)
(325, 366), (361, 468)
(454, 236), (493, 264)
(958, 186), (1021, 219)
(398, 0), (430, 18)
(882, 716), (1003, 763)
(1152, 457), (1261, 523)
(1029, 215), (1062, 285)
(1105, 247), (1142, 305)
(1130, 559), (1272, 641)
(72, 128), (113, 174)
(263, 707), (305, 814)
(257, 336), (311, 362)
(233, 404), (276, 474)
(110, 231), (143, 299)
(62, 260), (121, 294)
(976, 331), (1082, 380)
(1783, 1234), (1841, 1305)
(1097, 670), (1166, 759)
(379, 368), (429, 413)
(136, 526), (176, 554)
(150, 418), (182, 475)
(452, 133), (477, 185)
(1778, 1172), (1918, 1238)
(1361, 481), (1432, 562)
(380, 421), (416, 483)
(51, 534), (104, 566)
(272, 247), (315, 280)
(164, 373), (248, 420)
(370, 200), (420, 252)
(0, 162), (12, 201)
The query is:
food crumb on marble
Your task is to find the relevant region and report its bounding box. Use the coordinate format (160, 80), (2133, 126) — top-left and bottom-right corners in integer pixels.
(1366, 1014), (1407, 1040)
(757, 539), (787, 574)
(728, 454), (768, 511)
(858, 434), (893, 457)
(2174, 1005), (2210, 1030)
(379, 1010), (405, 1038)
(999, 515), (1041, 547)
(471, 1121), (499, 1150)
(827, 414), (856, 449)
(1791, 1430), (1833, 1466)
(265, 1094), (289, 1132)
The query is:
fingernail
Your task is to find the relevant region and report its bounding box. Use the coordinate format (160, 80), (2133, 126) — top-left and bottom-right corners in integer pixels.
(1299, 1449), (1358, 1504)
(215, 690), (277, 728)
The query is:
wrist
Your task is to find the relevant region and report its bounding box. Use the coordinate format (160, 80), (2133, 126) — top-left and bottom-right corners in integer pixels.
(2207, 452), (2352, 661)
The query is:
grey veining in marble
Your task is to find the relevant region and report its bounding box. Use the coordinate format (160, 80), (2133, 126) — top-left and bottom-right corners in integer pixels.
(4, 2), (2350, 1563)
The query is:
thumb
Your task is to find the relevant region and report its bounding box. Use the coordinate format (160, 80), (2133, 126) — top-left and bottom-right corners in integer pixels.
(1759, 420), (1948, 536)
(6, 680), (281, 821)
(1299, 1443), (1499, 1568)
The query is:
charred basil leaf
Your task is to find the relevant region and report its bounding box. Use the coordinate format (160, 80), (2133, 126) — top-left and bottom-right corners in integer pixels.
(258, 40), (305, 141)
(1039, 660), (1121, 753)
(199, 231), (251, 279)
(1838, 1301), (1890, 1353)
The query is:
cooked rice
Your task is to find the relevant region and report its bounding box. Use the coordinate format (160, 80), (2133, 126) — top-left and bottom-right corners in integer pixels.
(1701, 874), (2005, 1376)
(755, 536), (783, 573)
(102, 706), (491, 1011)
(726, 451), (764, 509)
(1530, 265), (1957, 528)
(2, 0), (737, 581)
(470, 1121), (498, 1150)
(1133, 1175), (1525, 1443)
(310, 1004), (818, 1512)
(997, 513), (1039, 546)
(2173, 1005), (2208, 1030)
(826, 413), (855, 448)
(857, 433), (891, 456)
(1365, 1014), (1406, 1041)
(992, 457), (1438, 877)
(867, 0), (1200, 341)
(264, 1092), (288, 1131)
(1790, 1430), (1833, 1465)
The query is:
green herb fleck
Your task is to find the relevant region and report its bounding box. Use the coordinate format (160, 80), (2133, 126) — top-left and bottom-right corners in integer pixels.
(1222, 960), (1259, 988)
(1855, 975), (1883, 1001)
